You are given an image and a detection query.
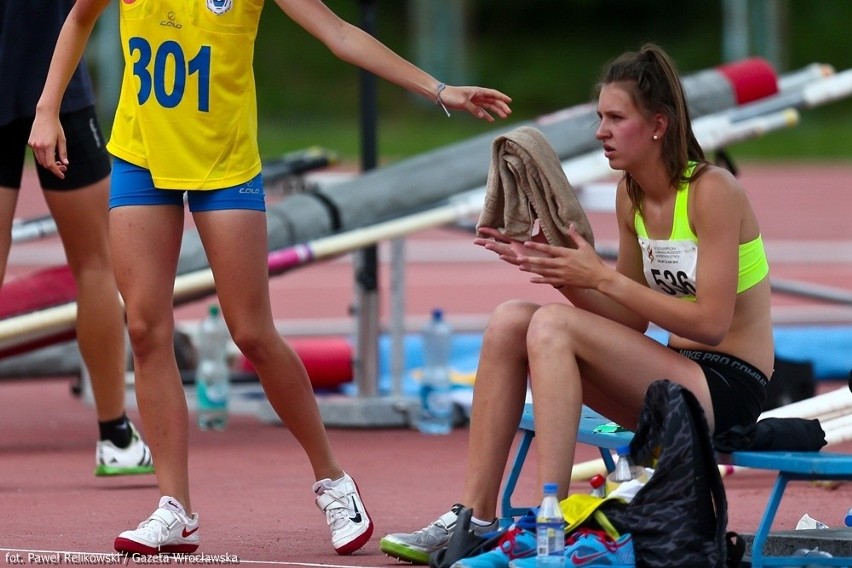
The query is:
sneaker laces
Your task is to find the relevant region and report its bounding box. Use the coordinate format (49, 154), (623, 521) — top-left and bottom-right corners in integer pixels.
(495, 527), (529, 557)
(314, 481), (363, 532)
(134, 509), (181, 543)
(428, 503), (464, 533)
(566, 528), (623, 552)
(400, 503), (463, 544)
(566, 528), (596, 547)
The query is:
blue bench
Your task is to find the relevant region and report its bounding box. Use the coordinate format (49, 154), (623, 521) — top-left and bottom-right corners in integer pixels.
(501, 402), (852, 567)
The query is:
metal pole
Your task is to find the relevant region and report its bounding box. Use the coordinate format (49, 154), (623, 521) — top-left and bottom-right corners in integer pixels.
(353, 0), (381, 398)
(722, 0), (750, 62)
(409, 0), (468, 86)
(314, 0), (416, 428)
(752, 0), (786, 72)
(389, 237), (406, 395)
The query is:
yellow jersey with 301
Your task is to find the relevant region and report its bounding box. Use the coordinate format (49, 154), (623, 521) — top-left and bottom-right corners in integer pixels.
(108, 0), (264, 190)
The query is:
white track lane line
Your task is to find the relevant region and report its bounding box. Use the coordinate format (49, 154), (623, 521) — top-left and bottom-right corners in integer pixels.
(0, 547), (386, 567)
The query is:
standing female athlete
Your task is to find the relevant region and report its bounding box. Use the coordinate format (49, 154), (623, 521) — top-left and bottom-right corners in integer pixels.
(30, 0), (512, 556)
(0, 0), (153, 478)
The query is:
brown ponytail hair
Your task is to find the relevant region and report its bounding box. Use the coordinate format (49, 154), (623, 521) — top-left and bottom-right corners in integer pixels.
(598, 43), (706, 213)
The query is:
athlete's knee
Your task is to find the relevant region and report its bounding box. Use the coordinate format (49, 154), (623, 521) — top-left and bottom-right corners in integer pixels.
(66, 261), (116, 293)
(483, 300), (539, 343)
(526, 303), (583, 349)
(125, 316), (173, 360)
(227, 322), (278, 365)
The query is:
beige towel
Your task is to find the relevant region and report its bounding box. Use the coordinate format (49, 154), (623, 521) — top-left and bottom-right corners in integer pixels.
(477, 126), (594, 248)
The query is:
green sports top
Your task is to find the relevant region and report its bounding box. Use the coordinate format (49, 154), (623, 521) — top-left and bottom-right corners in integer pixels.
(634, 163), (769, 300)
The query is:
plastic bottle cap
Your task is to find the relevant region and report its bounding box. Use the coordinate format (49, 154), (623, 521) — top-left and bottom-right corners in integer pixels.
(543, 482), (558, 493)
(432, 308), (443, 321)
(590, 474), (605, 488)
(616, 444), (631, 456)
(209, 304), (221, 317)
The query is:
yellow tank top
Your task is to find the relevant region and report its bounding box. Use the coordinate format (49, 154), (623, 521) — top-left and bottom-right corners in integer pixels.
(634, 164), (769, 300)
(107, 0), (263, 190)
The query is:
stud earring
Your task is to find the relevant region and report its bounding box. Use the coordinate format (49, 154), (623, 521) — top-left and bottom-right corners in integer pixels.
(653, 135), (659, 140)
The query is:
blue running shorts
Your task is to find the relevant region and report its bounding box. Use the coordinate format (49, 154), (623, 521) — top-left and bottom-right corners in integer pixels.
(110, 157), (265, 212)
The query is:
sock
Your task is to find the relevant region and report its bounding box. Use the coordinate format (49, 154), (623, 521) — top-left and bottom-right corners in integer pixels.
(328, 473), (348, 487)
(471, 516), (496, 528)
(99, 414), (132, 448)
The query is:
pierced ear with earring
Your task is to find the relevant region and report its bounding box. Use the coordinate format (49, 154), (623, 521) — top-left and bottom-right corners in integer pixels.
(652, 135), (659, 140)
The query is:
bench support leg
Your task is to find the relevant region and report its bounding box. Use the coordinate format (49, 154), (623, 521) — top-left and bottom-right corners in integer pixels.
(500, 430), (535, 526)
(749, 474), (787, 568)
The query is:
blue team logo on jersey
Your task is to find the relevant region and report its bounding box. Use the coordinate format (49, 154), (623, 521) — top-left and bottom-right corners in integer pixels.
(206, 0), (233, 15)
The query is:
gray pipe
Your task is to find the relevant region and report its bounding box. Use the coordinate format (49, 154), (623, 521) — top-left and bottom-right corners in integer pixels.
(169, 61), (822, 275)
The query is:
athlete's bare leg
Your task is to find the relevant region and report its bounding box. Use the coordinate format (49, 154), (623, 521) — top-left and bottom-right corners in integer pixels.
(45, 177), (126, 422)
(110, 204), (189, 507)
(524, 302), (711, 500)
(0, 186), (20, 284)
(461, 300), (538, 521)
(193, 209), (344, 483)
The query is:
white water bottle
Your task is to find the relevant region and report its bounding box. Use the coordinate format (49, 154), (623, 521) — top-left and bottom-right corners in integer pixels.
(536, 482), (565, 567)
(606, 444), (641, 496)
(195, 304), (231, 431)
(417, 308), (454, 435)
(613, 445), (635, 482)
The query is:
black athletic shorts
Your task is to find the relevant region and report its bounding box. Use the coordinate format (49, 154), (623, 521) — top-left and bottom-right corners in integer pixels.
(675, 348), (769, 435)
(0, 106), (111, 191)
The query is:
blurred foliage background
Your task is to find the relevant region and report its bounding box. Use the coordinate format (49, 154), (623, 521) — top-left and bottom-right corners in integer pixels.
(93, 0), (852, 164)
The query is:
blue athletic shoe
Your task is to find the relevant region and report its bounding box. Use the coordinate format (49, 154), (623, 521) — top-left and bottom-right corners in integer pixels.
(451, 526), (536, 568)
(508, 529), (634, 568)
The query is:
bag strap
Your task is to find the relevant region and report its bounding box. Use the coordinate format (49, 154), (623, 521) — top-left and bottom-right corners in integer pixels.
(593, 509), (622, 540)
(684, 388), (729, 568)
(725, 531), (745, 567)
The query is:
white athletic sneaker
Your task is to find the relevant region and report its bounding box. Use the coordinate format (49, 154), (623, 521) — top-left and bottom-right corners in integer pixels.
(95, 421), (154, 477)
(313, 473), (373, 555)
(114, 496), (200, 555)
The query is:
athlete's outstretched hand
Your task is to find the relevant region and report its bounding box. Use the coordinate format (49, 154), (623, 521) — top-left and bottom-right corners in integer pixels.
(474, 225), (551, 267)
(28, 113), (68, 179)
(440, 85), (512, 122)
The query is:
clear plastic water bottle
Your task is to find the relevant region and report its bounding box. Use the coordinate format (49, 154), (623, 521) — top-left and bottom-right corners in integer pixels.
(195, 304), (231, 431)
(417, 308), (454, 435)
(536, 482), (565, 567)
(606, 444), (638, 495)
(613, 445), (635, 482)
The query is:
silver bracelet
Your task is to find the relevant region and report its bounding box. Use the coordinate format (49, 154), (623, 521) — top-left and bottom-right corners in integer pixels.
(436, 82), (451, 117)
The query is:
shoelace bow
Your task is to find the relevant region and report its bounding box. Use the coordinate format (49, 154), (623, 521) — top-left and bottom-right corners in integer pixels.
(320, 489), (353, 530)
(566, 528), (622, 552)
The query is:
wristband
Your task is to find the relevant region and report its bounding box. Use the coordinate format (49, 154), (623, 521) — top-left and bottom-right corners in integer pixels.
(436, 83), (451, 117)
